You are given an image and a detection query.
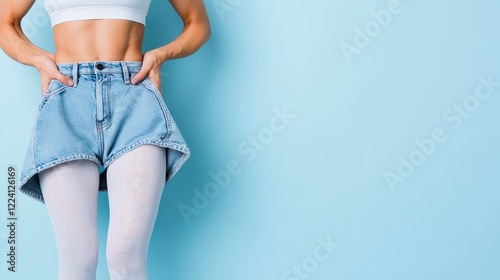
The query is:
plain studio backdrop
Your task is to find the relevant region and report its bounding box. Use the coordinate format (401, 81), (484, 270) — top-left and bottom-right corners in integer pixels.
(1, 0), (500, 279)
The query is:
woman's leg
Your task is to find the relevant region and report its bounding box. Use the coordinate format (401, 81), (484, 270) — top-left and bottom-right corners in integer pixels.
(105, 144), (167, 280)
(39, 159), (101, 280)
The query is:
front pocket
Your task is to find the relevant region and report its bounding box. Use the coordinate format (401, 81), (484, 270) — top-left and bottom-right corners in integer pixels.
(140, 77), (173, 140)
(143, 77), (163, 95)
(41, 79), (67, 100)
(38, 80), (68, 111)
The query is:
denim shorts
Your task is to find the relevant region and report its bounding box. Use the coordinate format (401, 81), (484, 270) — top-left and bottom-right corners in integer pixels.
(19, 61), (191, 204)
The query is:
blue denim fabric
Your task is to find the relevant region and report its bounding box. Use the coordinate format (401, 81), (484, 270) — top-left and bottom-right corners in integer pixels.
(19, 61), (191, 203)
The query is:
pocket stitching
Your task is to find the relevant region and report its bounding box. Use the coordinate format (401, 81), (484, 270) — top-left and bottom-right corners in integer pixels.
(41, 80), (67, 100)
(140, 77), (173, 140)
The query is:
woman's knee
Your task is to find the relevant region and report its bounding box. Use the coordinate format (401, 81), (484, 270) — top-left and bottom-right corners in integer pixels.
(106, 238), (147, 276)
(58, 238), (99, 275)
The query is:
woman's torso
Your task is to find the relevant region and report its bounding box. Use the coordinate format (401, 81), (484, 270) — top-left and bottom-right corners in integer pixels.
(52, 20), (145, 63)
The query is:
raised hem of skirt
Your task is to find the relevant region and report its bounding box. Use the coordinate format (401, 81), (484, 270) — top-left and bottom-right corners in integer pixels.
(19, 154), (102, 204)
(101, 137), (191, 187)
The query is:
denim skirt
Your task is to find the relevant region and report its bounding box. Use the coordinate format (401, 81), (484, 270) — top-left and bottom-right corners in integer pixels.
(19, 61), (191, 203)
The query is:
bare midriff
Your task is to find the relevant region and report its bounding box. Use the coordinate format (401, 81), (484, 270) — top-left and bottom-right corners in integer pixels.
(53, 19), (145, 63)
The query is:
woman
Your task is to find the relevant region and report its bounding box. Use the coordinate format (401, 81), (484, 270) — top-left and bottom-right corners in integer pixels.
(0, 0), (210, 278)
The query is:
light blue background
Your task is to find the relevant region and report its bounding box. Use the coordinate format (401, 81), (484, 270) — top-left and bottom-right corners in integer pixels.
(1, 0), (500, 279)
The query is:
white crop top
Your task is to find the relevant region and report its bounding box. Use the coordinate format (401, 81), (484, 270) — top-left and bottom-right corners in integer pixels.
(43, 0), (152, 27)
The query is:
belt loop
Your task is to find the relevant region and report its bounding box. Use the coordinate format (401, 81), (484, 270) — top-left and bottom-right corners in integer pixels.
(72, 63), (78, 87)
(121, 62), (130, 84)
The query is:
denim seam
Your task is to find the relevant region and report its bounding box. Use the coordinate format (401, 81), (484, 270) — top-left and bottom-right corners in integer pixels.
(102, 137), (190, 174)
(19, 154), (102, 204)
(97, 123), (104, 159)
(40, 83), (68, 103)
(60, 70), (140, 75)
(19, 187), (44, 204)
(33, 89), (69, 165)
(31, 103), (43, 169)
(101, 75), (112, 130)
(140, 78), (173, 140)
(165, 144), (191, 183)
(20, 154), (102, 183)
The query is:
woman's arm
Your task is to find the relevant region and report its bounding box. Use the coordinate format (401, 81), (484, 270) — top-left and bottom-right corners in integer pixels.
(155, 0), (212, 61)
(131, 0), (211, 87)
(0, 0), (73, 93)
(0, 0), (47, 65)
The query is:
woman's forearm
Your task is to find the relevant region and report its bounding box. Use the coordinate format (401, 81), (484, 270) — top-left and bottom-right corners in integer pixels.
(0, 23), (51, 68)
(154, 19), (211, 62)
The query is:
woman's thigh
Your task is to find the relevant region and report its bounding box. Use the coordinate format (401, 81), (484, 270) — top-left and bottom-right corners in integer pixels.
(39, 159), (100, 244)
(105, 144), (167, 242)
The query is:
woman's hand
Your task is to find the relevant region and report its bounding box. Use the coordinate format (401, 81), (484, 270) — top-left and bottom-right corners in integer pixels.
(34, 54), (74, 95)
(131, 50), (164, 93)
(129, 0), (211, 92)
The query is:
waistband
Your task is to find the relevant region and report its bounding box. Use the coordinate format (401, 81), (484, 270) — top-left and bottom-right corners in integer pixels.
(56, 61), (143, 86)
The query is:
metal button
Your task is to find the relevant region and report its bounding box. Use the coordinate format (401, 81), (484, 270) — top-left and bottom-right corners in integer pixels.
(96, 63), (104, 70)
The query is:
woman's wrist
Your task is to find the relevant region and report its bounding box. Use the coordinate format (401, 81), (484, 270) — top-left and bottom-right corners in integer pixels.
(18, 45), (53, 69)
(151, 21), (210, 63)
(151, 46), (175, 63)
(30, 53), (50, 69)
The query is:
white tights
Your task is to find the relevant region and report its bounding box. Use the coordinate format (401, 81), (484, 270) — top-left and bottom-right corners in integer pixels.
(39, 144), (167, 280)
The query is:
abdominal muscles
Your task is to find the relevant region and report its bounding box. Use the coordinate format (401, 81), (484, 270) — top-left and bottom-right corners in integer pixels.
(52, 19), (145, 63)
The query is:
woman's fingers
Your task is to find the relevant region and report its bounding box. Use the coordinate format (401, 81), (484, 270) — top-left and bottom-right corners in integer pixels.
(131, 61), (152, 85)
(132, 70), (162, 93)
(46, 61), (73, 86)
(37, 55), (74, 94)
(41, 81), (50, 95)
(131, 70), (148, 85)
(132, 50), (164, 85)
(53, 71), (74, 87)
(40, 74), (73, 95)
